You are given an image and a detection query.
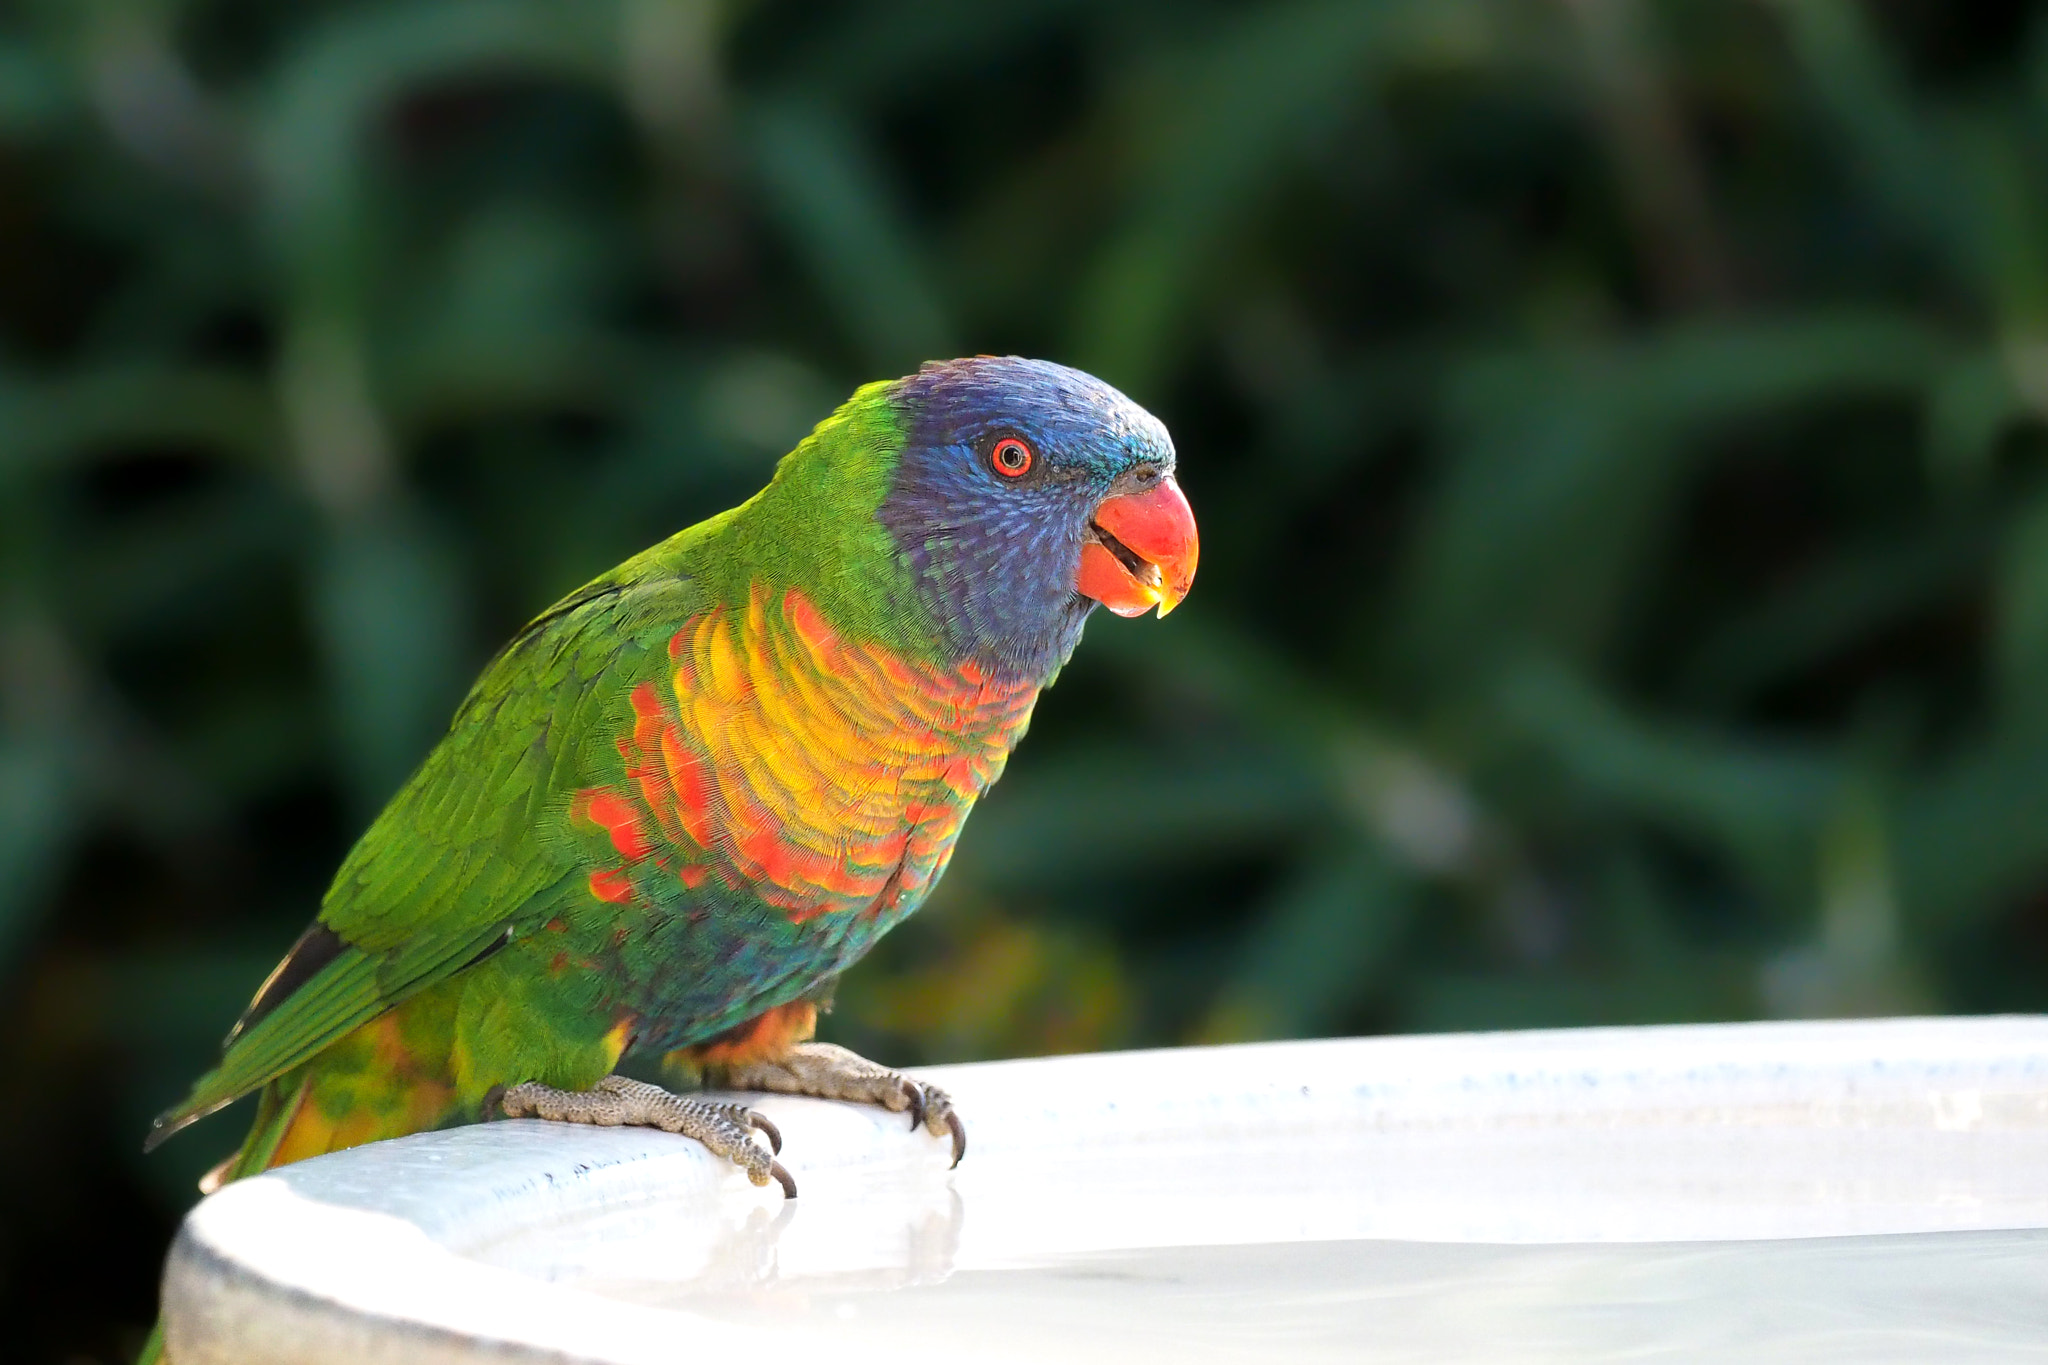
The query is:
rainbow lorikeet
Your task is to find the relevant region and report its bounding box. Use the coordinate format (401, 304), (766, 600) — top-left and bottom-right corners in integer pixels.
(145, 356), (1197, 1206)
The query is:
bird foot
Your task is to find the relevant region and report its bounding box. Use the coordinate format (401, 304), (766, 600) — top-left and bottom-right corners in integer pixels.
(717, 1041), (965, 1167)
(493, 1073), (796, 1197)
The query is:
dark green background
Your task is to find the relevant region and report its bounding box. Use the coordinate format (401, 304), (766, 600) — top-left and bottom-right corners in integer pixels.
(5, 0), (2046, 1356)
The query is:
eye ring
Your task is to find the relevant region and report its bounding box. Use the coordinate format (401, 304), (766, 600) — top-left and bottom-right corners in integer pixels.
(989, 437), (1034, 479)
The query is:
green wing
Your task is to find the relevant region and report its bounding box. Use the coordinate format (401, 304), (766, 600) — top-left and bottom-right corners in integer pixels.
(147, 565), (701, 1149)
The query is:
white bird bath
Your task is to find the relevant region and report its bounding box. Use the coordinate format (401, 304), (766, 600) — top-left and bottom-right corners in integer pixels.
(161, 1017), (2048, 1363)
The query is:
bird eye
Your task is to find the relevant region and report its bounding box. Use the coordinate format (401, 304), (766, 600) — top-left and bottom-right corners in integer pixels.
(990, 437), (1033, 479)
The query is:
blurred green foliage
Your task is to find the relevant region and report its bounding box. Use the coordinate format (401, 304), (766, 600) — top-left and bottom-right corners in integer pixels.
(5, 0), (2048, 1354)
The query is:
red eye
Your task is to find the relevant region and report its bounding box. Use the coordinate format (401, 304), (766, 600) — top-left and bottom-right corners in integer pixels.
(990, 437), (1033, 478)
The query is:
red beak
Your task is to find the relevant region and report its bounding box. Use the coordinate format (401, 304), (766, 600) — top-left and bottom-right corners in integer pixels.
(1075, 474), (1199, 618)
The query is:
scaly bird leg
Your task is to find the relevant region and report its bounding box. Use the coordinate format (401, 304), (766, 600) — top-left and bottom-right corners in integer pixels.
(493, 1074), (796, 1197)
(715, 1041), (966, 1167)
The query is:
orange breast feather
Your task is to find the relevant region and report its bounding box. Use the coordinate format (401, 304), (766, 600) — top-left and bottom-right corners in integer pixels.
(572, 586), (1037, 921)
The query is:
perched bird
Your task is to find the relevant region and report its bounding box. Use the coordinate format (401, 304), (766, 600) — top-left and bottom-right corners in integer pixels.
(146, 356), (1197, 1207)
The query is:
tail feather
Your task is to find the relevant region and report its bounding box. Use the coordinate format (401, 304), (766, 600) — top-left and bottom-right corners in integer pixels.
(137, 1076), (311, 1365)
(211, 1075), (311, 1187)
(142, 982), (496, 1364)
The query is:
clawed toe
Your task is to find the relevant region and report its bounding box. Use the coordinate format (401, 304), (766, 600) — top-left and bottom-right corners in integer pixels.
(721, 1042), (969, 1167)
(495, 1075), (792, 1198)
(897, 1080), (958, 1162)
(917, 1085), (965, 1167)
(902, 1080), (965, 1166)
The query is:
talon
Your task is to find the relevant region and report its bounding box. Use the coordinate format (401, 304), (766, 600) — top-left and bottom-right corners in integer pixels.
(749, 1111), (783, 1155)
(481, 1084), (507, 1120)
(945, 1110), (967, 1167)
(770, 1160), (797, 1200)
(718, 1043), (970, 1173)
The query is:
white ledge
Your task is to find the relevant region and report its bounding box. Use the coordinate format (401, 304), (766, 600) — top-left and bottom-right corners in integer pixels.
(164, 1017), (2048, 1364)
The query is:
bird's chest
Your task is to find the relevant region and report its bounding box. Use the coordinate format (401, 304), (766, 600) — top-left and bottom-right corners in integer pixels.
(563, 588), (1039, 1019)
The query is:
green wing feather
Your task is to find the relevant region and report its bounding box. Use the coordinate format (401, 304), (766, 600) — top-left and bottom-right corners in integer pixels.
(148, 560), (704, 1149)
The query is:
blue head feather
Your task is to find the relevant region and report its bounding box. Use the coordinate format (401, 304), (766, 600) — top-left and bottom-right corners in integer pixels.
(879, 356), (1175, 681)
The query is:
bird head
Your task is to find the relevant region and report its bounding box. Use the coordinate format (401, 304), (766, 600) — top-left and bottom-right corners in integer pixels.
(878, 356), (1199, 679)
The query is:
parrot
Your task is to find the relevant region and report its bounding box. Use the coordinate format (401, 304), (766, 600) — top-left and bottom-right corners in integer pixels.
(139, 356), (1197, 1359)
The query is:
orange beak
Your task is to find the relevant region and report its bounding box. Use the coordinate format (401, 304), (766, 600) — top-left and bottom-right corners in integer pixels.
(1075, 475), (1199, 618)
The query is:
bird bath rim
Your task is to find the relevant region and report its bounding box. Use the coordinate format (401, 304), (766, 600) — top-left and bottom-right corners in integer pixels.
(160, 1016), (2048, 1365)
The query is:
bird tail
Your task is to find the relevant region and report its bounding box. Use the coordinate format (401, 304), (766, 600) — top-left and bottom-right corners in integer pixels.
(140, 991), (489, 1363)
(135, 1075), (314, 1364)
(209, 1072), (313, 1186)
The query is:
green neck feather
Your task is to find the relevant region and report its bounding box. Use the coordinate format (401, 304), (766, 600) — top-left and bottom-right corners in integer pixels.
(647, 381), (941, 661)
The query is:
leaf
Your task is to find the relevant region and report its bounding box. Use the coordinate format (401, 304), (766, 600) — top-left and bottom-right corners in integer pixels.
(1679, 516), (1985, 710)
(1496, 656), (1836, 894)
(308, 503), (472, 815)
(1769, 0), (1964, 268)
(1896, 735), (2048, 936)
(1992, 489), (2048, 733)
(0, 742), (72, 974)
(1073, 0), (1500, 391)
(0, 365), (282, 486)
(256, 0), (617, 282)
(958, 742), (1326, 894)
(1399, 313), (1947, 681)
(1926, 350), (2022, 489)
(1203, 840), (1418, 1040)
(745, 96), (954, 371)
